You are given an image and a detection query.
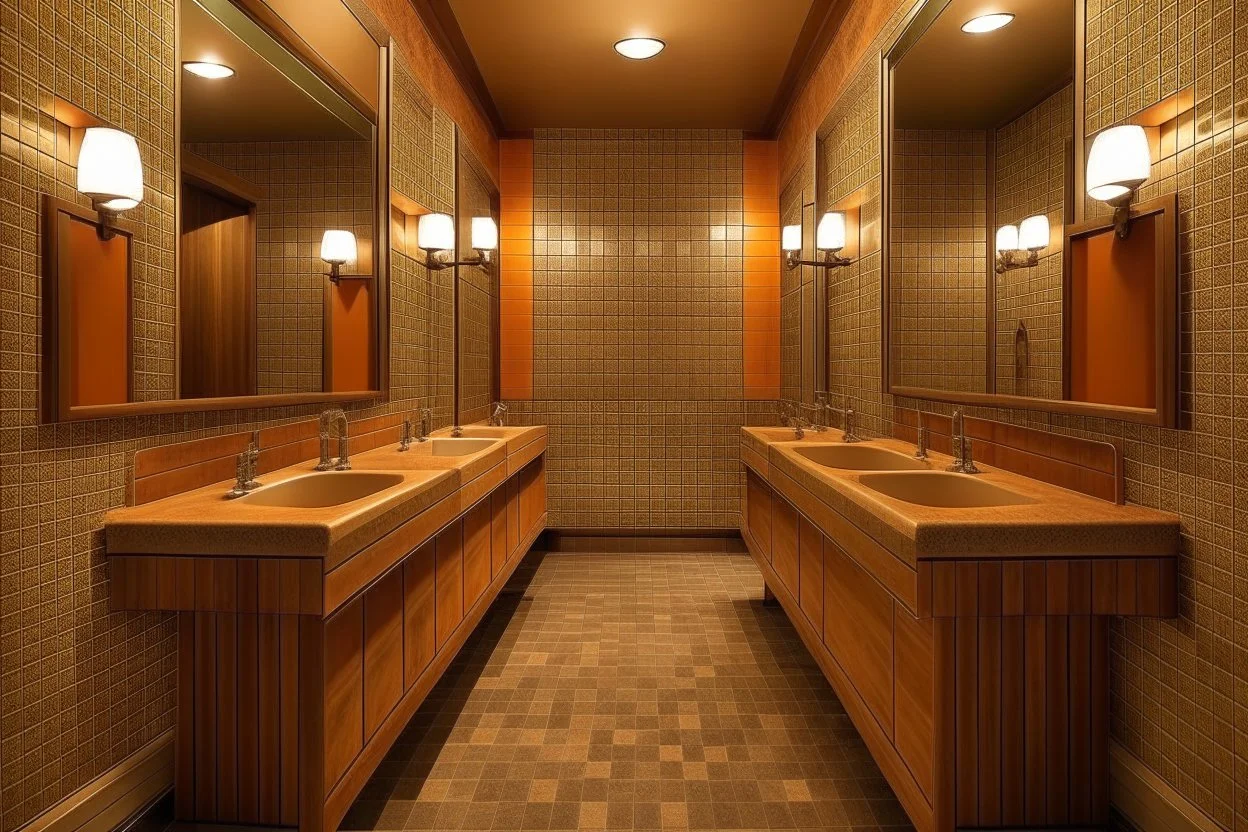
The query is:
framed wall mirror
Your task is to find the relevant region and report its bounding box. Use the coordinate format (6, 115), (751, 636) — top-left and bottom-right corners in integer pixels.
(42, 0), (390, 420)
(881, 0), (1179, 426)
(453, 130), (500, 428)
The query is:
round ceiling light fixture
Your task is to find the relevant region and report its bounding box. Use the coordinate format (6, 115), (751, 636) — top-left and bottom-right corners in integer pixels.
(183, 61), (235, 79)
(961, 13), (1015, 33)
(614, 37), (665, 60)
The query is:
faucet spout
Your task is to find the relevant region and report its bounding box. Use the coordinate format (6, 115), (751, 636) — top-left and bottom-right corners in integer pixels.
(316, 409), (350, 470)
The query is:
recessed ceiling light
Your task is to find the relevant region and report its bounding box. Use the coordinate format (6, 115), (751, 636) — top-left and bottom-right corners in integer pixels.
(183, 61), (235, 79)
(961, 13), (1015, 33)
(614, 38), (665, 60)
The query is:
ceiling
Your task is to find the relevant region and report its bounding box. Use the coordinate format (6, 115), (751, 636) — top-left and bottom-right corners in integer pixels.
(893, 0), (1075, 130)
(445, 0), (819, 131)
(180, 0), (363, 142)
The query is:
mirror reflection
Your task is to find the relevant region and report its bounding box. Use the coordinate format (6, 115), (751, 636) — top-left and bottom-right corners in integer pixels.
(178, 0), (377, 399)
(888, 0), (1074, 398)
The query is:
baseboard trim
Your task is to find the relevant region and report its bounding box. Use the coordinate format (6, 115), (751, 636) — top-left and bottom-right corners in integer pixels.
(544, 529), (746, 554)
(18, 731), (174, 832)
(1110, 741), (1226, 832)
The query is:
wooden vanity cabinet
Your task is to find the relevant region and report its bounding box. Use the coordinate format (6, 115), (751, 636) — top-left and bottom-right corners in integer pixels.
(110, 455), (548, 832)
(741, 468), (1175, 832)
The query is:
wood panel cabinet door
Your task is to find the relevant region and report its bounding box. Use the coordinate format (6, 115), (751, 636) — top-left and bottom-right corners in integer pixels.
(772, 498), (799, 595)
(435, 521), (463, 649)
(746, 471), (773, 560)
(363, 568), (403, 740)
(894, 608), (935, 800)
(324, 598), (364, 789)
(403, 541), (435, 687)
(463, 501), (491, 610)
(490, 488), (508, 578)
(823, 540), (895, 736)
(798, 517), (824, 634)
(506, 476), (520, 560)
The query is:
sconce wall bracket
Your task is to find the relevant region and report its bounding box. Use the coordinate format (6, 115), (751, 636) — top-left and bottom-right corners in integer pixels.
(91, 201), (122, 241)
(785, 251), (852, 271)
(995, 250), (1040, 274)
(423, 248), (494, 271)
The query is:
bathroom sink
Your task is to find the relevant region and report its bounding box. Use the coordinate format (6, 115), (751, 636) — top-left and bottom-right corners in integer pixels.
(242, 472), (405, 508)
(857, 471), (1037, 508)
(430, 438), (497, 456)
(794, 444), (929, 471)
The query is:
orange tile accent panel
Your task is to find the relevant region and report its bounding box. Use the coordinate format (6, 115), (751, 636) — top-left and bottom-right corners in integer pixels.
(499, 139), (534, 401)
(742, 140), (780, 401)
(744, 211), (780, 228)
(745, 225), (781, 241)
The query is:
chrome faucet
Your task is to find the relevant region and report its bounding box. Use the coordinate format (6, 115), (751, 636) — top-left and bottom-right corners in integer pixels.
(226, 437), (260, 498)
(418, 408), (432, 442)
(316, 408), (351, 471)
(490, 401), (509, 426)
(915, 421), (929, 460)
(799, 401), (826, 432)
(947, 409), (979, 473)
(792, 416), (808, 440)
(778, 401), (806, 439)
(399, 419), (413, 451)
(836, 394), (862, 443)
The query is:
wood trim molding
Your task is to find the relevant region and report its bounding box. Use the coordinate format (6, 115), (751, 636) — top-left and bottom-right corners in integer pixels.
(405, 0), (505, 135)
(1109, 742), (1226, 832)
(760, 0), (855, 137)
(17, 731), (173, 832)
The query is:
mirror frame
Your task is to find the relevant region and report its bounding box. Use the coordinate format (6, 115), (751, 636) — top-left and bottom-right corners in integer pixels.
(55, 0), (392, 420)
(878, 0), (1178, 427)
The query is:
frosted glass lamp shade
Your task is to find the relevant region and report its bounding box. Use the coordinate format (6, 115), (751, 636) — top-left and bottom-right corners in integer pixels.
(781, 224), (801, 253)
(1086, 125), (1151, 203)
(76, 127), (144, 211)
(816, 212), (847, 251)
(320, 230), (357, 265)
(471, 216), (498, 250)
(418, 212), (455, 251)
(995, 224), (1019, 253)
(1018, 215), (1050, 251)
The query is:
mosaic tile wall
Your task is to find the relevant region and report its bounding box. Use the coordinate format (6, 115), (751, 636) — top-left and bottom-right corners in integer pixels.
(0, 13), (465, 827)
(890, 129), (988, 394)
(184, 140), (375, 394)
(800, 0), (1245, 825)
(510, 129), (775, 528)
(456, 143), (498, 426)
(993, 85), (1073, 400)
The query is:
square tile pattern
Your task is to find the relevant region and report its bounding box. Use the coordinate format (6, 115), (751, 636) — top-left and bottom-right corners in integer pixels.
(341, 550), (911, 831)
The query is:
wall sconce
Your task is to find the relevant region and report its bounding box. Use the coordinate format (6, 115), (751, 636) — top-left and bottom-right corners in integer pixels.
(995, 215), (1050, 273)
(320, 229), (359, 284)
(76, 127), (144, 240)
(1086, 124), (1151, 239)
(418, 212), (497, 271)
(782, 211), (853, 270)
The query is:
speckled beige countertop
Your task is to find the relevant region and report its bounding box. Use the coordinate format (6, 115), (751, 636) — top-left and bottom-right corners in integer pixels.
(105, 424), (546, 561)
(742, 427), (1180, 563)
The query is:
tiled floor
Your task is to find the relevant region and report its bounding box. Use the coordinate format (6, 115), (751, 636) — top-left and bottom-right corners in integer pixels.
(340, 549), (912, 831)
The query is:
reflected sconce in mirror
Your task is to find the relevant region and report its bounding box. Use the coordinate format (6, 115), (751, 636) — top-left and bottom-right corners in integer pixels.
(320, 229), (361, 284)
(418, 212), (497, 271)
(995, 215), (1049, 272)
(75, 127), (144, 240)
(782, 211), (853, 270)
(1086, 124), (1152, 239)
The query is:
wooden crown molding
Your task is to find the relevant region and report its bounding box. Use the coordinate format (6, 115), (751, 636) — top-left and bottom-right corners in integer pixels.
(760, 0), (855, 137)
(406, 0), (506, 135)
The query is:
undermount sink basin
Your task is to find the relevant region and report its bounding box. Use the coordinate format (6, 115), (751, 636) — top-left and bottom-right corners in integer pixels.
(858, 471), (1037, 508)
(430, 437), (497, 457)
(242, 472), (405, 508)
(794, 443), (929, 471)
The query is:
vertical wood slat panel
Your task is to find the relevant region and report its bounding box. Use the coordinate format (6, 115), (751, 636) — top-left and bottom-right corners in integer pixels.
(955, 617), (978, 826)
(977, 616), (1001, 826)
(217, 614), (239, 822)
(1090, 615), (1110, 823)
(258, 616), (281, 824)
(1046, 616), (1070, 824)
(299, 617), (326, 832)
(279, 616), (300, 826)
(1000, 615), (1026, 826)
(1069, 615), (1093, 824)
(1024, 615), (1046, 825)
(933, 619), (956, 832)
(176, 613), (195, 820)
(237, 613), (259, 824)
(194, 613), (217, 819)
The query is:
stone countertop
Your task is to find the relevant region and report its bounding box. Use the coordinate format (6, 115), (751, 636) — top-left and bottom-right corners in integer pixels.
(742, 427), (1180, 563)
(105, 424), (546, 561)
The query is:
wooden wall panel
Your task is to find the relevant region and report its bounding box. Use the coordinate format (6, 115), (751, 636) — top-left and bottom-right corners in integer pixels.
(772, 498), (799, 595)
(462, 500), (491, 610)
(363, 569), (403, 739)
(324, 599), (363, 790)
(403, 541), (435, 688)
(435, 521), (464, 649)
